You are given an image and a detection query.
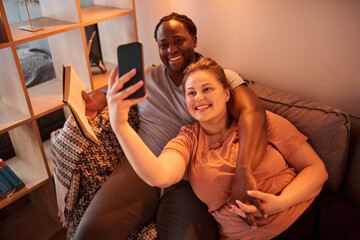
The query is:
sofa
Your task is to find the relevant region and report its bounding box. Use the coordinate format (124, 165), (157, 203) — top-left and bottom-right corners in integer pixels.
(248, 82), (360, 207)
(51, 81), (360, 239)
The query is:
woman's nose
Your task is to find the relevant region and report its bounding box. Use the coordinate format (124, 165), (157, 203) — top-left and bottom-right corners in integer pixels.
(196, 92), (204, 101)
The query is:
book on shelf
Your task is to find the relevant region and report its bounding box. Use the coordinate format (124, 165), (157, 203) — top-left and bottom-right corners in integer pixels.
(63, 65), (99, 145)
(0, 159), (24, 198)
(0, 174), (14, 198)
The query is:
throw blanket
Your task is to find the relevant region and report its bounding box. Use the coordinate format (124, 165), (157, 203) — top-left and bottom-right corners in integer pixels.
(51, 106), (156, 239)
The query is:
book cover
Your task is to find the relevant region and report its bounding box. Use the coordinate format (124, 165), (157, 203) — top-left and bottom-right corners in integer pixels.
(0, 171), (15, 197)
(0, 176), (14, 198)
(0, 159), (24, 191)
(62, 65), (99, 145)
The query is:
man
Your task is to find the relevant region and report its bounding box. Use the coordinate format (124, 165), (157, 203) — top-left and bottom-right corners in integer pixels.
(74, 13), (267, 239)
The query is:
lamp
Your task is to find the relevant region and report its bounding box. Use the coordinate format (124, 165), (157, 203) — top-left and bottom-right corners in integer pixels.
(18, 0), (43, 32)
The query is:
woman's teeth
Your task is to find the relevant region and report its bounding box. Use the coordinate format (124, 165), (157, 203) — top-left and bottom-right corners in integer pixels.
(196, 105), (210, 110)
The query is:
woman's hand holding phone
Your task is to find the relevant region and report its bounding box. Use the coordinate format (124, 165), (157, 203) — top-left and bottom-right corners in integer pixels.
(107, 66), (146, 133)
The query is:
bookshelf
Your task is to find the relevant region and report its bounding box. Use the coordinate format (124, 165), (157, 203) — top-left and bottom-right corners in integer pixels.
(0, 0), (138, 238)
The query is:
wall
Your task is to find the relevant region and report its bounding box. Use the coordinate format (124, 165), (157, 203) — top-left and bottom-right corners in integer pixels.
(135, 0), (360, 117)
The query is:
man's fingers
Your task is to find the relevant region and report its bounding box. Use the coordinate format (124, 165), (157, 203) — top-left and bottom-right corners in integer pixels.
(251, 198), (267, 218)
(247, 190), (268, 217)
(246, 213), (257, 229)
(82, 90), (89, 101)
(231, 204), (257, 228)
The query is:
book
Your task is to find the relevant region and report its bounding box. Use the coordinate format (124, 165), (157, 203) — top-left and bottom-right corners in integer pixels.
(62, 65), (99, 145)
(0, 177), (13, 198)
(0, 171), (14, 198)
(0, 159), (24, 192)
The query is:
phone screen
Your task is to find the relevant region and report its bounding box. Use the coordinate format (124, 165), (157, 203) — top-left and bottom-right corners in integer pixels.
(117, 42), (145, 99)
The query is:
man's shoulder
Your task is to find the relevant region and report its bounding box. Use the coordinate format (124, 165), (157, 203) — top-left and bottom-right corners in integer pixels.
(145, 63), (165, 74)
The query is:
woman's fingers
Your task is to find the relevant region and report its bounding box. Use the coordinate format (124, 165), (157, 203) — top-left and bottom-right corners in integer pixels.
(108, 66), (118, 90)
(236, 200), (258, 213)
(250, 196), (267, 218)
(231, 204), (257, 228)
(115, 80), (144, 100)
(108, 67), (137, 94)
(231, 204), (246, 218)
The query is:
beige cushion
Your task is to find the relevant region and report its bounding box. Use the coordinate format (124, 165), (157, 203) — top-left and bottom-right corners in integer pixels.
(248, 83), (350, 192)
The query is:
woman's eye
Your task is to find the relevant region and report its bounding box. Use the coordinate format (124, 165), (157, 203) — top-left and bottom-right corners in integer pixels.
(204, 88), (211, 92)
(187, 91), (195, 96)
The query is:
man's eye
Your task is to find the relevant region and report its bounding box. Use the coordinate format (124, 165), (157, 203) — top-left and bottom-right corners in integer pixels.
(159, 43), (168, 49)
(175, 39), (185, 45)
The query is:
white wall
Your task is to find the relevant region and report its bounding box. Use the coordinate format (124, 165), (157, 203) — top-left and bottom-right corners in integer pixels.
(135, 0), (360, 117)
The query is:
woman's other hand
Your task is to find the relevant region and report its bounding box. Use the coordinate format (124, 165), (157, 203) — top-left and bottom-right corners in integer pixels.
(232, 190), (289, 220)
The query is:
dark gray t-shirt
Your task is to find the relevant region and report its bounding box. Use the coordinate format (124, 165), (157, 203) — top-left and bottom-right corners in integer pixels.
(138, 64), (244, 156)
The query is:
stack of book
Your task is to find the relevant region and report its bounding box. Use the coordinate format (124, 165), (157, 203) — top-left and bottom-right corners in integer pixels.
(0, 159), (25, 198)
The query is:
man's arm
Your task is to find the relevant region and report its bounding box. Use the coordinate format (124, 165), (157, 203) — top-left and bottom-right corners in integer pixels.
(229, 84), (268, 224)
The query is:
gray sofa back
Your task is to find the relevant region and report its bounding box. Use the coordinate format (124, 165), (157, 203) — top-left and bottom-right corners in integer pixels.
(248, 83), (350, 193)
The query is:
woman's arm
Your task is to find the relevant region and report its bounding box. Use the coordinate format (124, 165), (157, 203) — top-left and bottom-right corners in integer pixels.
(232, 141), (328, 217)
(115, 123), (187, 188)
(272, 141), (328, 211)
(107, 67), (187, 188)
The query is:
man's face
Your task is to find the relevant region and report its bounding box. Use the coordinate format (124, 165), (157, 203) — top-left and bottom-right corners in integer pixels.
(156, 20), (197, 74)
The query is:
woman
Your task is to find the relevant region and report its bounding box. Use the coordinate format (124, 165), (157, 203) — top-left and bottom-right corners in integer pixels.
(107, 58), (328, 239)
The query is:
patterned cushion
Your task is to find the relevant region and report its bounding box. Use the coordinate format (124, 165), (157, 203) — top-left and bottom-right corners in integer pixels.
(51, 106), (148, 239)
(248, 83), (350, 192)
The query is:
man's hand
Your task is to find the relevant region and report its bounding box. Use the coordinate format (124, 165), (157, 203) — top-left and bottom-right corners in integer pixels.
(231, 169), (266, 228)
(82, 90), (107, 123)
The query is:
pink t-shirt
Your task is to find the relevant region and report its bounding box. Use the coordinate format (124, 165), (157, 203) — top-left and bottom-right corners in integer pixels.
(162, 111), (314, 239)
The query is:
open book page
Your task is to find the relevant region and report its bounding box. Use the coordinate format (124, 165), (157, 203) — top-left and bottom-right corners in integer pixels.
(63, 66), (99, 144)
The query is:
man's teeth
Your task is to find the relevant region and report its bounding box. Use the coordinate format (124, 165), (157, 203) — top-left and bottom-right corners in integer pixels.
(196, 105), (210, 110)
(170, 56), (181, 61)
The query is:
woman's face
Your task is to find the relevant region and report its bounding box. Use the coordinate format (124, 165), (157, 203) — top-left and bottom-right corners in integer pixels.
(185, 70), (230, 125)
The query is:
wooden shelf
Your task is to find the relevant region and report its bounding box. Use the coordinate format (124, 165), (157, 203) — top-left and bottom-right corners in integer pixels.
(0, 0), (137, 238)
(43, 139), (54, 176)
(81, 5), (133, 26)
(91, 61), (116, 90)
(0, 41), (11, 50)
(0, 201), (63, 240)
(10, 17), (78, 46)
(27, 78), (65, 117)
(0, 102), (30, 134)
(0, 176), (48, 209)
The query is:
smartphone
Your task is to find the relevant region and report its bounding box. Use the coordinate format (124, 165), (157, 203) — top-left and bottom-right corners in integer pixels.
(117, 42), (145, 99)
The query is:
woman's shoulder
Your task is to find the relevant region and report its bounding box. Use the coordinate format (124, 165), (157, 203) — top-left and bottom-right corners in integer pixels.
(180, 122), (201, 135)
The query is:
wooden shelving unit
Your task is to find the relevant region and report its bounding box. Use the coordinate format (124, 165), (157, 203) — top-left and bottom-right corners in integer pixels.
(0, 0), (138, 239)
